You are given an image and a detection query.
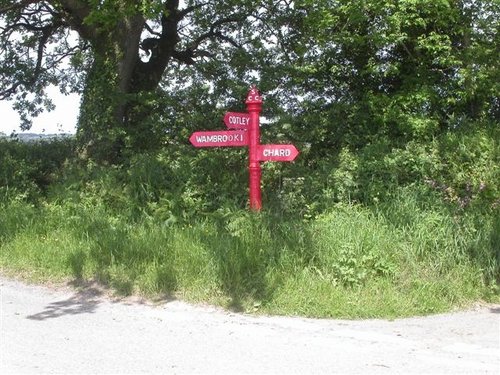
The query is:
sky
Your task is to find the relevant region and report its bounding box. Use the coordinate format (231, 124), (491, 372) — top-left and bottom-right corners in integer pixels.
(0, 85), (79, 135)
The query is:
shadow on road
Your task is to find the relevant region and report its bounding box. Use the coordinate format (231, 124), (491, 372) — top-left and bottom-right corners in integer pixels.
(26, 283), (102, 321)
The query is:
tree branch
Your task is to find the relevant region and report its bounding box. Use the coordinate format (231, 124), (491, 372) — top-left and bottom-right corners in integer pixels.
(0, 16), (65, 100)
(0, 83), (21, 101)
(49, 0), (97, 40)
(0, 0), (38, 13)
(176, 2), (209, 21)
(144, 22), (162, 37)
(171, 13), (243, 64)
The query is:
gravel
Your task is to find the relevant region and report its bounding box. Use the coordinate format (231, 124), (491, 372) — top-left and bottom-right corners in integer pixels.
(1, 277), (499, 374)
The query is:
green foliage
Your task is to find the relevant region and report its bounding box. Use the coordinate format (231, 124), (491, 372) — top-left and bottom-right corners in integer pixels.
(1, 0), (499, 318)
(0, 137), (74, 201)
(285, 0), (499, 152)
(0, 199), (38, 242)
(265, 124), (498, 219)
(311, 206), (398, 287)
(76, 56), (125, 163)
(2, 1), (498, 163)
(0, 128), (498, 318)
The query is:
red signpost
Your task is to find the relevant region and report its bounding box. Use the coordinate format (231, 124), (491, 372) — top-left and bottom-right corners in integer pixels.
(189, 85), (299, 211)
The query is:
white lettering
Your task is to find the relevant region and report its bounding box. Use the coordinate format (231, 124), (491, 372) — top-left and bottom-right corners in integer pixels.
(196, 134), (232, 143)
(262, 147), (291, 158)
(229, 116), (249, 126)
(248, 95), (261, 102)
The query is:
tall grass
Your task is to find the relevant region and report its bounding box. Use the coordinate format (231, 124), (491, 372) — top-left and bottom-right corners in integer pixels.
(0, 195), (495, 318)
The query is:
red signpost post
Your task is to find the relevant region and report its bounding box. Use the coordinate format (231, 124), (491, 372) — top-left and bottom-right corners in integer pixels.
(246, 87), (263, 211)
(189, 85), (299, 211)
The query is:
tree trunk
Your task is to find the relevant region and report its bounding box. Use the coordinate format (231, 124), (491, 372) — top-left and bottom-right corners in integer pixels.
(75, 13), (163, 163)
(75, 3), (183, 163)
(76, 56), (124, 163)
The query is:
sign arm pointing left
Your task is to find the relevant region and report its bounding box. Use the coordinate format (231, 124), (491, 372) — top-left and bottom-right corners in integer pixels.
(189, 130), (248, 147)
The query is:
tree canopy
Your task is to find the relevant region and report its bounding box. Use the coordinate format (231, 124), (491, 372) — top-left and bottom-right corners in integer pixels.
(282, 0), (499, 155)
(0, 1), (291, 159)
(1, 0), (498, 161)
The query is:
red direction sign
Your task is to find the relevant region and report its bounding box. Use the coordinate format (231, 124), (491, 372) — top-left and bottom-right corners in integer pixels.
(258, 144), (299, 162)
(189, 86), (300, 211)
(189, 130), (248, 147)
(224, 112), (251, 129)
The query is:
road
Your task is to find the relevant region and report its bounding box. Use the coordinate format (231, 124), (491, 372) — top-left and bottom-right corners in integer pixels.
(1, 277), (499, 374)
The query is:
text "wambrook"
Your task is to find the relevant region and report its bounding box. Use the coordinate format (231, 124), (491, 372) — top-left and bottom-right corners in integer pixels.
(195, 134), (245, 143)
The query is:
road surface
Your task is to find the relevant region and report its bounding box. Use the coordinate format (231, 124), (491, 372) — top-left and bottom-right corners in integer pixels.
(1, 277), (499, 374)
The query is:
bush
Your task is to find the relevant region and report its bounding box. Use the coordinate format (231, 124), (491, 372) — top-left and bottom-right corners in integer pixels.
(0, 137), (75, 201)
(265, 124), (498, 217)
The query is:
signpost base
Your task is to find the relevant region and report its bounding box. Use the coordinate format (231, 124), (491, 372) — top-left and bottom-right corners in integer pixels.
(249, 165), (262, 211)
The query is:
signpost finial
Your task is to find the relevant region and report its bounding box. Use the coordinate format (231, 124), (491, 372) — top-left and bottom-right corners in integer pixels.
(245, 85), (263, 105)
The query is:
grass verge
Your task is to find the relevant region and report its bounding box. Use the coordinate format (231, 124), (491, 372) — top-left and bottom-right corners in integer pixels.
(1, 193), (497, 319)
